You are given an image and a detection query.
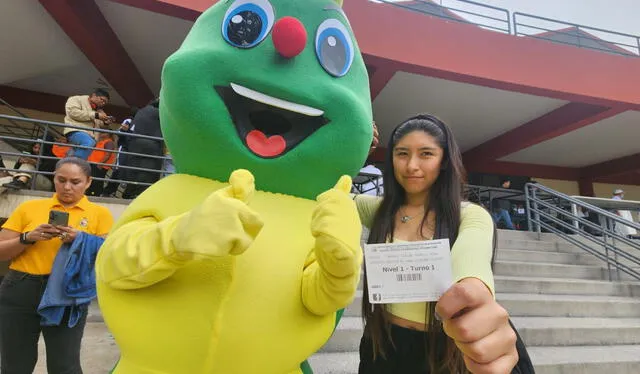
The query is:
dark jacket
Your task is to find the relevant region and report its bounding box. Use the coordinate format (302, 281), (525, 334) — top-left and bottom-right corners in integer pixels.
(120, 103), (164, 184)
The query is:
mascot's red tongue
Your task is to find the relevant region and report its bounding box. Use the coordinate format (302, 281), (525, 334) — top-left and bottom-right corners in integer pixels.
(246, 130), (286, 157)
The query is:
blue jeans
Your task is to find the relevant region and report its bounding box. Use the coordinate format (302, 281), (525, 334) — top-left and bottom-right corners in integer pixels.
(66, 131), (96, 160)
(493, 209), (515, 230)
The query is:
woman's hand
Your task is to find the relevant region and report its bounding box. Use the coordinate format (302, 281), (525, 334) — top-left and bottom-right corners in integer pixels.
(25, 224), (61, 242)
(435, 278), (518, 374)
(55, 226), (80, 244)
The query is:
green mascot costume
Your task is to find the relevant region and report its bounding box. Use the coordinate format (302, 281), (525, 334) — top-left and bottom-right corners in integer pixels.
(96, 0), (372, 372)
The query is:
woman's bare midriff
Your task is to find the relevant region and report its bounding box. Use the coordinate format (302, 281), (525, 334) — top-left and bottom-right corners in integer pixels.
(386, 311), (428, 332)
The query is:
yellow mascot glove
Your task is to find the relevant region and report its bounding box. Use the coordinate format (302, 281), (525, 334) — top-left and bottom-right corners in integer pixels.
(302, 176), (363, 315)
(97, 169), (263, 290)
(172, 169), (264, 259)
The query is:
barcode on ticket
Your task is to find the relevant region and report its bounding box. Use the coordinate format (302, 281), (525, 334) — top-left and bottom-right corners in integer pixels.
(396, 273), (422, 282)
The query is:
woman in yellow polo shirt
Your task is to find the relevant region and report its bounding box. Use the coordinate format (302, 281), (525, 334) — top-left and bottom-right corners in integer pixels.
(0, 157), (113, 374)
(356, 115), (518, 373)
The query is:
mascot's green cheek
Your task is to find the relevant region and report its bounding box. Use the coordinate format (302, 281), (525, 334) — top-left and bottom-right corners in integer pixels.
(160, 0), (372, 199)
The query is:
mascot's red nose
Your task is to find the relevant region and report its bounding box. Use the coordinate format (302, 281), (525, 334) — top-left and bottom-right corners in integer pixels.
(272, 17), (307, 58)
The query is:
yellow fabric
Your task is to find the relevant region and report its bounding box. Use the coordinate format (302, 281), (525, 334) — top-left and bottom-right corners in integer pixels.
(2, 195), (114, 275)
(96, 172), (362, 374)
(354, 197), (495, 324)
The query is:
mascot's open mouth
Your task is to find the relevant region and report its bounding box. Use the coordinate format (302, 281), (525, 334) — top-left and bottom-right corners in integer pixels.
(216, 83), (329, 158)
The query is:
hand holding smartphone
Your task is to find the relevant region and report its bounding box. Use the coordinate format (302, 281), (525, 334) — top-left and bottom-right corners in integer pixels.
(48, 210), (69, 227)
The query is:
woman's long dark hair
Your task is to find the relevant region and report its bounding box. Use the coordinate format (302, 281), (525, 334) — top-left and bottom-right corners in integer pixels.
(361, 114), (468, 373)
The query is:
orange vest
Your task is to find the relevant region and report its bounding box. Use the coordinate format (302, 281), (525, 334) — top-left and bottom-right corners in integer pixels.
(88, 139), (116, 170)
(52, 144), (70, 158)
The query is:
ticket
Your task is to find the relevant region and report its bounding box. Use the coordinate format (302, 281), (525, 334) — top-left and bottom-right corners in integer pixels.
(364, 239), (453, 304)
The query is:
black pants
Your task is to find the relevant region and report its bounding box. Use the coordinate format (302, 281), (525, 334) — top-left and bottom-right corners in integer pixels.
(359, 323), (535, 374)
(359, 325), (447, 374)
(0, 270), (86, 374)
(87, 165), (108, 197)
(101, 168), (122, 196)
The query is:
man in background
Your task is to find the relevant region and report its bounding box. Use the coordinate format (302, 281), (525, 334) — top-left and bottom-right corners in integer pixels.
(612, 189), (637, 237)
(120, 99), (164, 199)
(492, 178), (515, 230)
(63, 88), (114, 160)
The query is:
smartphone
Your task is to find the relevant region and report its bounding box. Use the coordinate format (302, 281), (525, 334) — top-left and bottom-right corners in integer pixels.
(48, 210), (69, 227)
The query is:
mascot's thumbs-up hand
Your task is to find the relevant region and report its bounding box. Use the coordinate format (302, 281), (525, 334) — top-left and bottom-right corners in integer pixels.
(302, 176), (362, 315)
(311, 176), (362, 277)
(172, 169), (264, 259)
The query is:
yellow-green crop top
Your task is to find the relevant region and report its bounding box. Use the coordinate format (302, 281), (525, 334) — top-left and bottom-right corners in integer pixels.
(354, 195), (495, 324)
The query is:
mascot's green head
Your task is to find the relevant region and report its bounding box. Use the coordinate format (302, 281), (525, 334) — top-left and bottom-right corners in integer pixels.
(160, 0), (372, 199)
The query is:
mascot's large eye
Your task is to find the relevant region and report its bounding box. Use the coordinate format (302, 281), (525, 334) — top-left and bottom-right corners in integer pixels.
(222, 0), (275, 48)
(315, 19), (354, 77)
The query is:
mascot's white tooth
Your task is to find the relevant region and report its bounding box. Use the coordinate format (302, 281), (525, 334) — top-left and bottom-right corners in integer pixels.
(230, 83), (324, 117)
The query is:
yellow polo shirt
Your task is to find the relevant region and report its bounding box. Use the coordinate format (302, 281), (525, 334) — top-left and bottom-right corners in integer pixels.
(2, 195), (114, 275)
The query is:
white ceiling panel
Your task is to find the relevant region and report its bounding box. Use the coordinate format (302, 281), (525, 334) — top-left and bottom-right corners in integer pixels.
(97, 0), (194, 95)
(0, 0), (125, 106)
(9, 65), (126, 107)
(501, 110), (640, 167)
(372, 72), (568, 151)
(0, 0), (85, 84)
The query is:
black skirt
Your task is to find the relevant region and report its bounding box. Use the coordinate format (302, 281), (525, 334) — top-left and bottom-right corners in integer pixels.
(358, 324), (446, 374)
(359, 322), (536, 374)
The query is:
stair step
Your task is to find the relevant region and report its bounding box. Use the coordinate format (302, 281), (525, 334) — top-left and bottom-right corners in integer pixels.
(496, 230), (564, 242)
(307, 352), (358, 374)
(499, 293), (640, 318)
(530, 345), (640, 374)
(321, 316), (640, 353)
(494, 276), (640, 297)
(498, 239), (579, 252)
(308, 346), (640, 374)
(494, 261), (605, 280)
(344, 292), (640, 318)
(496, 249), (601, 265)
(512, 317), (640, 346)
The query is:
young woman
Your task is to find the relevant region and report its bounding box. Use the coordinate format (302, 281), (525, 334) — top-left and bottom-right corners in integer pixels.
(0, 157), (114, 374)
(356, 114), (517, 373)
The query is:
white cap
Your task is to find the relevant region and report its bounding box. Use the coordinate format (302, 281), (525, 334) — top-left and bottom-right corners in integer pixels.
(614, 189), (624, 195)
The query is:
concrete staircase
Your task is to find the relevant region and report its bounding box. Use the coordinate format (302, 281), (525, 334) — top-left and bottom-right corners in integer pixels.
(308, 229), (640, 374)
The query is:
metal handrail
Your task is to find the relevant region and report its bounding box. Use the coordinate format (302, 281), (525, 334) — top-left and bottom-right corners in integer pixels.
(377, 0), (511, 34)
(0, 97), (63, 140)
(531, 215), (640, 280)
(0, 135), (167, 161)
(514, 22), (640, 51)
(527, 183), (640, 231)
(525, 183), (640, 281)
(0, 121), (32, 139)
(0, 97), (29, 119)
(0, 114), (162, 142)
(373, 1), (640, 57)
(0, 114), (172, 193)
(0, 110), (38, 149)
(513, 12), (640, 56)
